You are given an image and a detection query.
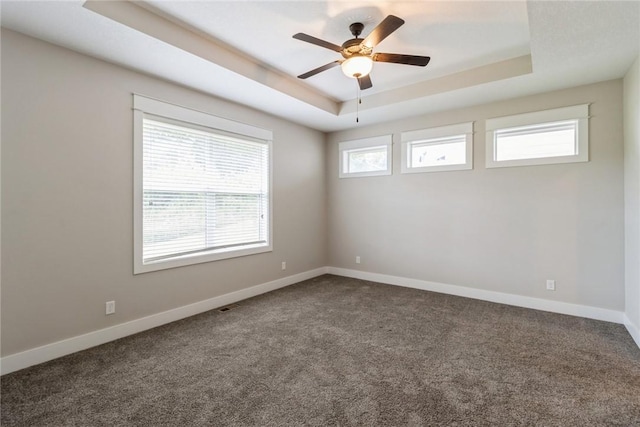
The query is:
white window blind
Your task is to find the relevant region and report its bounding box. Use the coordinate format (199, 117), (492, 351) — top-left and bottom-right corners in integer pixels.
(133, 95), (272, 274)
(142, 117), (269, 264)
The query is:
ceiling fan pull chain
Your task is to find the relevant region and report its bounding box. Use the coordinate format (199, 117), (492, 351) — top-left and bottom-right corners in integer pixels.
(356, 83), (361, 123)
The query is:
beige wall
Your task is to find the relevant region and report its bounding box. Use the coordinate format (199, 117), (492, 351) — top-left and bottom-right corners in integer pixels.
(0, 28), (632, 359)
(0, 29), (327, 356)
(327, 80), (625, 311)
(624, 56), (640, 333)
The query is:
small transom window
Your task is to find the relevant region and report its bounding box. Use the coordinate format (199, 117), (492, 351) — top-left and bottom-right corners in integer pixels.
(401, 122), (473, 173)
(339, 135), (392, 178)
(486, 104), (589, 168)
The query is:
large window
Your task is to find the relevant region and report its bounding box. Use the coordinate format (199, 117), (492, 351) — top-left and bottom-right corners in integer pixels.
(133, 95), (272, 274)
(486, 104), (589, 168)
(339, 135), (392, 178)
(401, 122), (473, 173)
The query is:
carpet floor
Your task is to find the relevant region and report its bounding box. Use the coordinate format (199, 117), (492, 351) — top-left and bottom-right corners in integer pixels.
(2, 274), (639, 426)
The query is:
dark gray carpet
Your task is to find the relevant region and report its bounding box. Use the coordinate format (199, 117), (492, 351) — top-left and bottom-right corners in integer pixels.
(2, 274), (639, 426)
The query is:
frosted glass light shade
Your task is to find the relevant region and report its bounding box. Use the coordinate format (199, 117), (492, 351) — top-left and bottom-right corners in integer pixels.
(341, 56), (373, 78)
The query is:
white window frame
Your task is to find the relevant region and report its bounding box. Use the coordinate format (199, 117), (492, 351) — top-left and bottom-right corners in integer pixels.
(401, 122), (473, 173)
(485, 104), (589, 169)
(133, 94), (273, 274)
(338, 135), (392, 178)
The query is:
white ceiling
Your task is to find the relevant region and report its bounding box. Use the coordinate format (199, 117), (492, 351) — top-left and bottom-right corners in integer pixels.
(1, 1), (639, 132)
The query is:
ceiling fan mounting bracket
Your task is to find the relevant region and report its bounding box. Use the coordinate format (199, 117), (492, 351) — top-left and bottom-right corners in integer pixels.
(349, 22), (364, 38)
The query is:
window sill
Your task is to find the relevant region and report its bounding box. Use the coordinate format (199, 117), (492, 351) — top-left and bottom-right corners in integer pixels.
(134, 243), (272, 274)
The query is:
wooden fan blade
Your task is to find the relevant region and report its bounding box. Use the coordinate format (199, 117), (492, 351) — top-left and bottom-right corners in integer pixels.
(358, 74), (373, 90)
(362, 15), (405, 48)
(293, 33), (342, 52)
(373, 53), (431, 66)
(297, 60), (341, 79)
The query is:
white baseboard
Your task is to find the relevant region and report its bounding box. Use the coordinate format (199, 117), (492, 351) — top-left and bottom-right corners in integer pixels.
(0, 267), (328, 375)
(623, 315), (640, 348)
(2, 265), (634, 375)
(327, 267), (625, 324)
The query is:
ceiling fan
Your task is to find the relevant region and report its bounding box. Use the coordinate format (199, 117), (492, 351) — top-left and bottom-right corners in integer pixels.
(293, 15), (431, 90)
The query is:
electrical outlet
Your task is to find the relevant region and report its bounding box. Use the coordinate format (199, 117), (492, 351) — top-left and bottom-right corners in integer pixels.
(356, 256), (361, 264)
(281, 261), (286, 271)
(106, 300), (115, 315)
(546, 280), (556, 291)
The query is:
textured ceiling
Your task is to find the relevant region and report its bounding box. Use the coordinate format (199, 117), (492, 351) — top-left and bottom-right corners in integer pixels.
(1, 1), (638, 132)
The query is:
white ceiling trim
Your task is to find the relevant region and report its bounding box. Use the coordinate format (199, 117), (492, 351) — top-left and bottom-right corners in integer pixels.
(83, 0), (340, 115)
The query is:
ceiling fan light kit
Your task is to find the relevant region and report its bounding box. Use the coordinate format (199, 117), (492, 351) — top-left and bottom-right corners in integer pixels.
(341, 55), (373, 78)
(293, 15), (431, 91)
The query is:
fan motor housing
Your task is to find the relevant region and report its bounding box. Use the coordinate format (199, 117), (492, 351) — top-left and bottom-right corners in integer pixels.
(341, 38), (372, 58)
